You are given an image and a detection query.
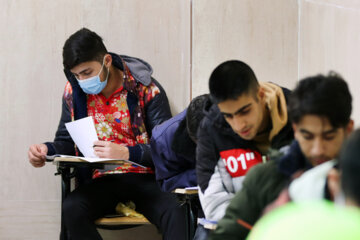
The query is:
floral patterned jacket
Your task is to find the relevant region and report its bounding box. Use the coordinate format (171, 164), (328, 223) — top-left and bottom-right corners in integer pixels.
(45, 53), (172, 168)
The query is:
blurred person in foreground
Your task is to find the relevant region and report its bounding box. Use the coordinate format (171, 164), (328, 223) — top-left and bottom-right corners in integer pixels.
(248, 131), (360, 240)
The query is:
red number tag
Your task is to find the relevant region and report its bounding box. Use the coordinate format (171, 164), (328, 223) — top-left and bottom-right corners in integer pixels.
(220, 149), (263, 178)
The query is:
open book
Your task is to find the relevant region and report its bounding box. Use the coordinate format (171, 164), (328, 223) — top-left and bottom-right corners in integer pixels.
(46, 154), (146, 168)
(46, 117), (147, 168)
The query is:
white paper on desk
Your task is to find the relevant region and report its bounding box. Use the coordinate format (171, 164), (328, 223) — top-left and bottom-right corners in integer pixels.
(65, 116), (98, 157)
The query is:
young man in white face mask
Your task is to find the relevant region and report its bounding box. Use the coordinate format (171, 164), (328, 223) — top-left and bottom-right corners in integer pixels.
(27, 28), (187, 240)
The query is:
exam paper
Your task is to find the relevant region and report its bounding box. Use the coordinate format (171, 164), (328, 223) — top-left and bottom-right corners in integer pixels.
(65, 116), (98, 157)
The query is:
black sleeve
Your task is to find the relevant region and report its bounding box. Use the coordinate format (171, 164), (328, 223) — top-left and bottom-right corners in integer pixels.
(45, 97), (75, 156)
(145, 78), (172, 135)
(128, 78), (172, 167)
(196, 119), (219, 193)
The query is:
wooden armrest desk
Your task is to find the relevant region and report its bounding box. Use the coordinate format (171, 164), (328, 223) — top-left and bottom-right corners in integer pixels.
(53, 156), (127, 167)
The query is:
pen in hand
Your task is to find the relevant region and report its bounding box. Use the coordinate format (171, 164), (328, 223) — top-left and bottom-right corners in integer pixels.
(93, 139), (115, 148)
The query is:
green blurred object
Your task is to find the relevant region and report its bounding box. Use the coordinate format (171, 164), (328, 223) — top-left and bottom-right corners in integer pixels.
(247, 201), (360, 240)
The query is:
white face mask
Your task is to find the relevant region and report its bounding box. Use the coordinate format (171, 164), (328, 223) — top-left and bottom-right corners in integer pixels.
(76, 57), (109, 94)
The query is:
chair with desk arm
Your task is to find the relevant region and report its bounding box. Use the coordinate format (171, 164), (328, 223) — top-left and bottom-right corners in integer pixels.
(52, 157), (198, 240)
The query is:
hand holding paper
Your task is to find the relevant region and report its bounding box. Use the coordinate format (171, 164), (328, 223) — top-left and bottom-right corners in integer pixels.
(93, 140), (129, 160)
(61, 116), (141, 165)
(65, 116), (98, 157)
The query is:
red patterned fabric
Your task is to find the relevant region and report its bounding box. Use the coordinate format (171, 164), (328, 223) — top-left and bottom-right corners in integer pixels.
(92, 163), (154, 179)
(87, 86), (136, 146)
(88, 70), (154, 177)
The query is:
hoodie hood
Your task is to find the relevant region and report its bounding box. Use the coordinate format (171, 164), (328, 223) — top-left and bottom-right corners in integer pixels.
(117, 54), (153, 86)
(253, 82), (288, 153)
(260, 82), (288, 141)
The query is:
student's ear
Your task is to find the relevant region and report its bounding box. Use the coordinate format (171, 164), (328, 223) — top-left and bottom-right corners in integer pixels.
(257, 87), (265, 101)
(346, 119), (354, 135)
(292, 123), (299, 140)
(104, 54), (112, 68)
(327, 168), (341, 201)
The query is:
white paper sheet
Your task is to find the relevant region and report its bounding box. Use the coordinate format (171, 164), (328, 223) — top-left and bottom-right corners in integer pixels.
(65, 116), (98, 157)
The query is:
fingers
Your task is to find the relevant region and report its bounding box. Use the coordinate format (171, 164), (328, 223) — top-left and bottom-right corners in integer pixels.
(28, 152), (45, 167)
(93, 141), (107, 157)
(93, 141), (118, 152)
(93, 143), (127, 159)
(93, 144), (107, 158)
(38, 144), (48, 155)
(94, 151), (107, 158)
(30, 159), (46, 168)
(93, 140), (112, 147)
(93, 146), (106, 154)
(94, 148), (111, 159)
(30, 145), (45, 159)
(28, 144), (47, 168)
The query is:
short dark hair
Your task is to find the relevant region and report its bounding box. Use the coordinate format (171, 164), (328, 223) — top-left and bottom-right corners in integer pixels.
(209, 60), (259, 103)
(186, 94), (209, 142)
(340, 129), (360, 206)
(288, 72), (352, 128)
(62, 28), (108, 70)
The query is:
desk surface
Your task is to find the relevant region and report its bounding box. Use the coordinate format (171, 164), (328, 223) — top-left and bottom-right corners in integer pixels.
(95, 216), (150, 225)
(53, 157), (129, 165)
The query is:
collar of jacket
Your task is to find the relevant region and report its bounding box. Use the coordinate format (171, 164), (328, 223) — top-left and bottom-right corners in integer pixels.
(277, 140), (312, 177)
(171, 117), (196, 159)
